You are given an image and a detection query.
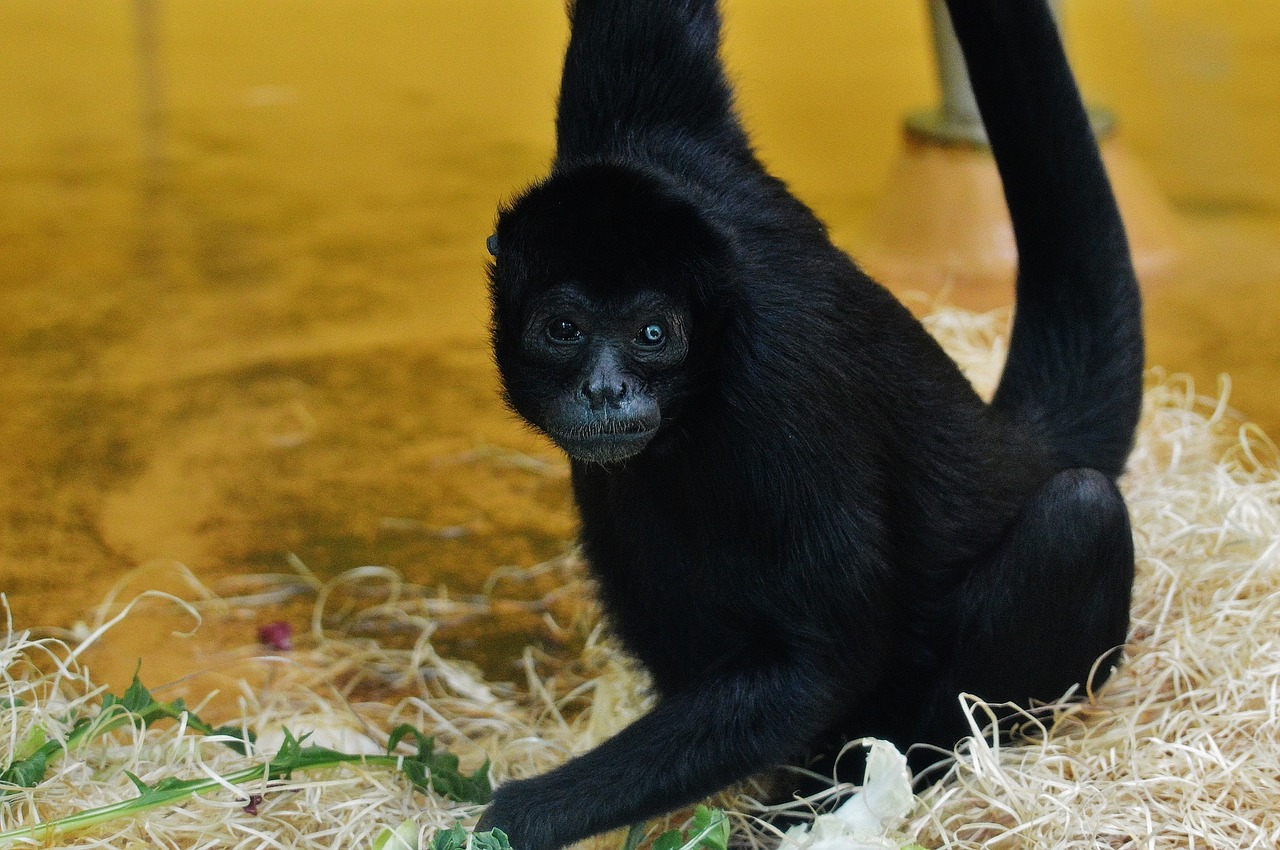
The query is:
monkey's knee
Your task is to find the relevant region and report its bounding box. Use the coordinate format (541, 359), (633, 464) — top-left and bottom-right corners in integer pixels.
(1011, 467), (1134, 589)
(1034, 467), (1128, 537)
(1035, 467), (1135, 653)
(947, 467), (1135, 706)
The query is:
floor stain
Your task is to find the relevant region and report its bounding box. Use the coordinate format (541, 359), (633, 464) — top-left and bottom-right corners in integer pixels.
(0, 1), (1276, 685)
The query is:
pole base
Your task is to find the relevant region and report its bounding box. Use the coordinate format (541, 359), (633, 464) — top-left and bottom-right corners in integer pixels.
(854, 132), (1181, 311)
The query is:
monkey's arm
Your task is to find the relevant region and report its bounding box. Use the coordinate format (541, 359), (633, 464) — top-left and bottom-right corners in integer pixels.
(554, 0), (749, 166)
(477, 659), (837, 850)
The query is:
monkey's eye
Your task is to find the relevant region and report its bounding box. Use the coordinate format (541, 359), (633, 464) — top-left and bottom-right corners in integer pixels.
(635, 323), (666, 347)
(545, 318), (583, 344)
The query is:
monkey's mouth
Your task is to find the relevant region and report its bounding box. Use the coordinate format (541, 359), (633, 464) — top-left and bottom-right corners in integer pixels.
(550, 420), (657, 464)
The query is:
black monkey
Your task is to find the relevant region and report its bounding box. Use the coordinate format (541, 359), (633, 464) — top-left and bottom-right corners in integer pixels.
(478, 1), (1143, 848)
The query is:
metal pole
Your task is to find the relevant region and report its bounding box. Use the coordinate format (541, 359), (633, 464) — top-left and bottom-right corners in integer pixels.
(906, 0), (1113, 146)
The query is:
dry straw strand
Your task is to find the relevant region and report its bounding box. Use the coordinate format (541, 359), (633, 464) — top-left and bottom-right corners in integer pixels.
(3, 306), (1279, 848)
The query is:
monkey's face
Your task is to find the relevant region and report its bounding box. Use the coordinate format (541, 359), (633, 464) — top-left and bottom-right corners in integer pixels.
(497, 284), (692, 464)
(487, 163), (729, 464)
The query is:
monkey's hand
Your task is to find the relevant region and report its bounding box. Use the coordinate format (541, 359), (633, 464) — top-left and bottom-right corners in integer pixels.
(473, 776), (570, 850)
(468, 661), (837, 850)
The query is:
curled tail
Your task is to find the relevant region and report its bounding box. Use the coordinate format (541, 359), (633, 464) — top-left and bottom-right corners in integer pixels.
(946, 0), (1145, 478)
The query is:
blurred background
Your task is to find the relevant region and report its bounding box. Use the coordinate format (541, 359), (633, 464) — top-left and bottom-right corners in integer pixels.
(1, 1), (1277, 660)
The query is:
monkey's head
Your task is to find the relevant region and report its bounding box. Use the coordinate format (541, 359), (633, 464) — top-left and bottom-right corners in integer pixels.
(487, 163), (732, 465)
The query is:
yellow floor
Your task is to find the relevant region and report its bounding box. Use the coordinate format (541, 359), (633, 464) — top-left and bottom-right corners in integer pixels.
(0, 2), (1276, 673)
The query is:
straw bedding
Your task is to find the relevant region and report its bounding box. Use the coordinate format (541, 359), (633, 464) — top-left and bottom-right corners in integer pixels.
(2, 306), (1278, 848)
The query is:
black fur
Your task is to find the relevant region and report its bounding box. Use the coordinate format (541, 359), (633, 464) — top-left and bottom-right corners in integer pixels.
(478, 2), (1143, 848)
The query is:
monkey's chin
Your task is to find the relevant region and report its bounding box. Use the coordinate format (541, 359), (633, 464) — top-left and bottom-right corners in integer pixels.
(554, 430), (656, 464)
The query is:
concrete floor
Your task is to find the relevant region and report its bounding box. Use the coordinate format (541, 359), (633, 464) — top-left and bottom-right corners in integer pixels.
(0, 2), (1275, 679)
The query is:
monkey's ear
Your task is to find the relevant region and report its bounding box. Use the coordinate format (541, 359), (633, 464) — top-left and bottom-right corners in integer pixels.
(486, 234), (500, 257)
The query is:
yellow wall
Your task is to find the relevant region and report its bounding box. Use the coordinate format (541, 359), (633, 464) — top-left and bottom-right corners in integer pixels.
(1, 1), (1277, 219)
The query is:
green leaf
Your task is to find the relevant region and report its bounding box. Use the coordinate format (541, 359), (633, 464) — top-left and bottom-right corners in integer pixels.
(387, 724), (428, 755)
(652, 830), (684, 850)
(0, 749), (47, 789)
(120, 676), (155, 714)
(687, 807), (729, 850)
(422, 825), (510, 850)
(429, 824), (469, 850)
(470, 828), (512, 850)
(86, 675), (251, 757)
(0, 720), (490, 846)
(422, 760), (492, 806)
(123, 771), (151, 795)
(387, 726), (492, 805)
(264, 730), (351, 781)
(644, 809), (730, 850)
(0, 697), (23, 709)
(13, 726), (46, 762)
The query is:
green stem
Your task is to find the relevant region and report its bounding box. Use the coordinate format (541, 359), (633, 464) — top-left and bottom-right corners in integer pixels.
(0, 754), (407, 847)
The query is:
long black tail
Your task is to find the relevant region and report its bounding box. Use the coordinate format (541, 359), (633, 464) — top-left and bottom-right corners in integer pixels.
(554, 0), (749, 167)
(946, 0), (1144, 478)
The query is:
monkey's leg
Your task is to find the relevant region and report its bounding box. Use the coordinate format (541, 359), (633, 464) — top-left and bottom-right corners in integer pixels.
(909, 467), (1135, 775)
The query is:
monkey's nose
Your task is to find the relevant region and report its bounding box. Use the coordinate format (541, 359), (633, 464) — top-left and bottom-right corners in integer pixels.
(582, 378), (627, 410)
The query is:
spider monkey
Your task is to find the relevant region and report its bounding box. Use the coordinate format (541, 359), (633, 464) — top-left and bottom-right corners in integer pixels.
(478, 1), (1143, 848)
